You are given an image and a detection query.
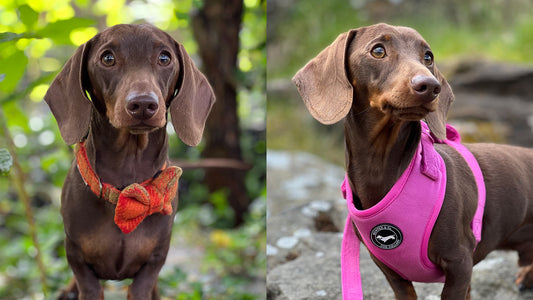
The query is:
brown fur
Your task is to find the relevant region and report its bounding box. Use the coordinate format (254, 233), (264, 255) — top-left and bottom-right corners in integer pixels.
(44, 24), (215, 299)
(294, 23), (533, 299)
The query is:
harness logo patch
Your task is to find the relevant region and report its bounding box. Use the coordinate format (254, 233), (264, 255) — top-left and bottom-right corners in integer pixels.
(370, 223), (403, 250)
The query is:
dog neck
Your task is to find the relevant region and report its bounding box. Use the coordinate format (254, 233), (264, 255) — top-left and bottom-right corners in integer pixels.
(83, 110), (169, 189)
(344, 105), (421, 209)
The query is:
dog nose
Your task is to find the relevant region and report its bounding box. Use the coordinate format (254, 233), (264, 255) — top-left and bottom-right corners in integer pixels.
(126, 95), (159, 120)
(411, 75), (441, 102)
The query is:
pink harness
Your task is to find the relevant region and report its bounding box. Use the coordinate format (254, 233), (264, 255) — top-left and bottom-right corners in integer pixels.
(341, 122), (486, 299)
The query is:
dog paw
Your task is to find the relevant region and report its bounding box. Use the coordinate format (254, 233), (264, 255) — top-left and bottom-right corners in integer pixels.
(515, 266), (533, 291)
(57, 291), (78, 300)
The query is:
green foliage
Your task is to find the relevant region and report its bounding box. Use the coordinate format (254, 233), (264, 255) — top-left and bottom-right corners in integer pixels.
(0, 204), (69, 298)
(169, 191), (266, 299)
(159, 267), (204, 299)
(267, 95), (345, 165)
(0, 149), (12, 174)
(0, 48), (28, 94)
(18, 5), (38, 29)
(0, 32), (38, 43)
(36, 18), (96, 45)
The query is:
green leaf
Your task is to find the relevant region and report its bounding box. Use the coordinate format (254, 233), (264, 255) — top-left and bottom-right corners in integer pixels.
(0, 50), (28, 93)
(74, 0), (91, 8)
(0, 148), (13, 174)
(0, 72), (56, 104)
(18, 5), (39, 30)
(0, 32), (39, 43)
(36, 18), (96, 45)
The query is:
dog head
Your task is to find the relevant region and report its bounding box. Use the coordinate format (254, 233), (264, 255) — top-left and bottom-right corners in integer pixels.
(44, 24), (215, 146)
(292, 23), (454, 140)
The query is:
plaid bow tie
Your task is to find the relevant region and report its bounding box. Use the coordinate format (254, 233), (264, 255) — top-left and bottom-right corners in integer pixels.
(75, 142), (182, 234)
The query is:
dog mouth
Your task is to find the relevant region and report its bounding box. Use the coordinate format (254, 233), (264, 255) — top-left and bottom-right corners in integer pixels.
(128, 124), (161, 134)
(108, 117), (165, 134)
(127, 122), (163, 134)
(383, 104), (433, 121)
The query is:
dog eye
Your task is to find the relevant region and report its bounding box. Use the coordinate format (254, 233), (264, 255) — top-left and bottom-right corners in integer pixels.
(158, 52), (171, 66)
(371, 45), (386, 59)
(101, 52), (115, 66)
(424, 51), (434, 66)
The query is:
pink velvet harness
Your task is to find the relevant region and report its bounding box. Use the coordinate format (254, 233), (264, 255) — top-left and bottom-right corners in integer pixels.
(341, 122), (486, 299)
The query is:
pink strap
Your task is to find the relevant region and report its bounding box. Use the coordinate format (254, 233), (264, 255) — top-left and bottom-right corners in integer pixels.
(443, 124), (485, 243)
(421, 122), (485, 242)
(341, 215), (363, 299)
(420, 126), (440, 181)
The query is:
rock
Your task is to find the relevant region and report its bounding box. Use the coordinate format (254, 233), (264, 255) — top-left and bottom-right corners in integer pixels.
(449, 91), (533, 147)
(267, 150), (345, 216)
(267, 246), (342, 300)
(444, 61), (533, 147)
(266, 202), (345, 270)
(449, 60), (533, 100)
(267, 150), (533, 299)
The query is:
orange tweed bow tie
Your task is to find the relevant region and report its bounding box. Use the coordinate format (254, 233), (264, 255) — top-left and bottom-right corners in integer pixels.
(75, 142), (182, 234)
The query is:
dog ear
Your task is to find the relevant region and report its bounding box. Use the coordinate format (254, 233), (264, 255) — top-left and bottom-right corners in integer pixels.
(44, 41), (93, 145)
(292, 30), (356, 125)
(425, 65), (454, 140)
(169, 42), (215, 146)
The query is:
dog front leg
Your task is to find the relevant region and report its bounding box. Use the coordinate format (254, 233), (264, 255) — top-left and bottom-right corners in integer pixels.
(386, 276), (417, 300)
(128, 268), (162, 300)
(372, 255), (417, 299)
(65, 264), (103, 299)
(64, 240), (103, 300)
(57, 278), (78, 300)
(127, 255), (166, 300)
(440, 253), (473, 300)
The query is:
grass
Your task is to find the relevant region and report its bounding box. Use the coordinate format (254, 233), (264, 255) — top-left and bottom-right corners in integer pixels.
(266, 95), (345, 166)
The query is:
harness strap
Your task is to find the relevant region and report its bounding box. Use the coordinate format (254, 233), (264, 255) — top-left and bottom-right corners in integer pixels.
(341, 122), (486, 299)
(442, 126), (485, 243)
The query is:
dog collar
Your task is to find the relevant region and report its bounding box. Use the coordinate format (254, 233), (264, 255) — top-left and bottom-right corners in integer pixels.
(341, 121), (486, 299)
(75, 141), (182, 234)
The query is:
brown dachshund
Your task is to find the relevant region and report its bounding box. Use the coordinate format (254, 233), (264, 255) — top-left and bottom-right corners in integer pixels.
(44, 24), (215, 299)
(293, 23), (533, 299)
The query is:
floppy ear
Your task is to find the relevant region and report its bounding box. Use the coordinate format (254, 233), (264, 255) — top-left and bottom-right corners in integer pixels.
(292, 30), (356, 125)
(44, 41), (93, 145)
(425, 65), (454, 140)
(170, 43), (215, 146)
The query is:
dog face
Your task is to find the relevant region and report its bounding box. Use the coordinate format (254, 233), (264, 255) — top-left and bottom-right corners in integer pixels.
(85, 24), (179, 132)
(345, 24), (441, 121)
(44, 24), (215, 146)
(293, 23), (454, 140)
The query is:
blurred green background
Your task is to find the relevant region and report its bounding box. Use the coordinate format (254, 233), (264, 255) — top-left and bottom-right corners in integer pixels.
(267, 0), (533, 166)
(0, 0), (265, 299)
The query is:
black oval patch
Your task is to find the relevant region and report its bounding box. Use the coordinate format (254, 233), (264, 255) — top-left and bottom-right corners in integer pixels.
(370, 223), (403, 250)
